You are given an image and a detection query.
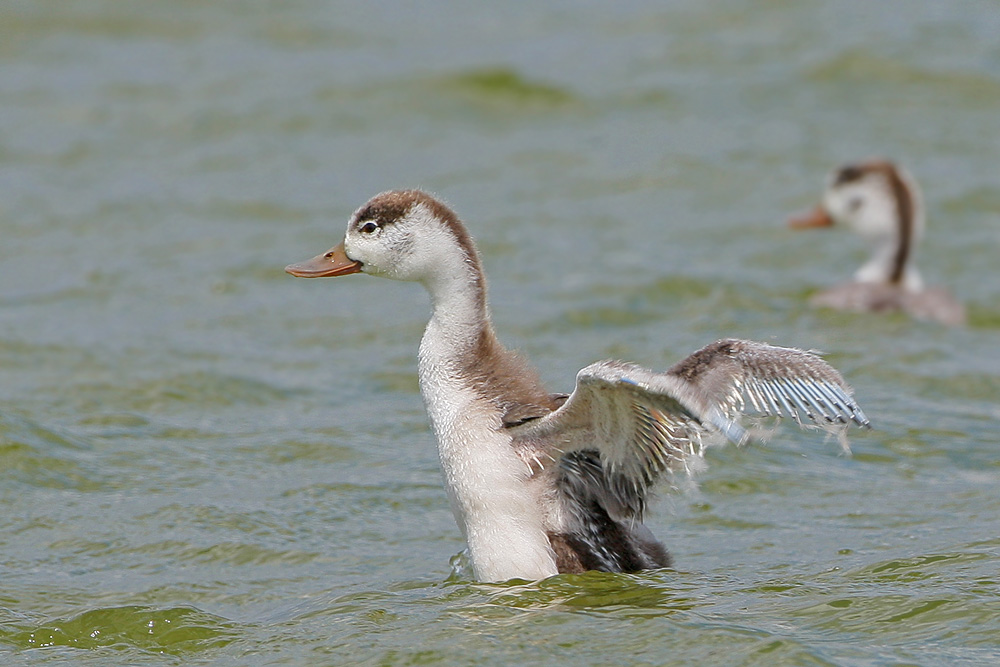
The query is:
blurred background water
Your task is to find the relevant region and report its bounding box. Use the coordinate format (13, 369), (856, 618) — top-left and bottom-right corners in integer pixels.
(1, 0), (999, 664)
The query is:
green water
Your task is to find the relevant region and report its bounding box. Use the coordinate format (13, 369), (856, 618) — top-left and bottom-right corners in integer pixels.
(2, 1), (999, 664)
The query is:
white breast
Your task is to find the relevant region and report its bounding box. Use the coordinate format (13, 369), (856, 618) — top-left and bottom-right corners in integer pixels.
(418, 325), (558, 582)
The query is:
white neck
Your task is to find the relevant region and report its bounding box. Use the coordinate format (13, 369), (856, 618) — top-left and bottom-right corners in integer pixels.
(423, 262), (488, 355)
(855, 238), (924, 291)
(416, 257), (556, 582)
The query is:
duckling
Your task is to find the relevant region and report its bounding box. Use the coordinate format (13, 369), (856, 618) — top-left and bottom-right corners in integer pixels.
(288, 190), (869, 582)
(790, 160), (965, 326)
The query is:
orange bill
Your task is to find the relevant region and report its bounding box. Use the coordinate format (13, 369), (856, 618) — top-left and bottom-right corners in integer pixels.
(788, 205), (834, 229)
(285, 241), (362, 278)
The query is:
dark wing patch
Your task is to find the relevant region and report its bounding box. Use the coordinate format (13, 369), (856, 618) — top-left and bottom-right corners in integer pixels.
(501, 393), (570, 428)
(502, 403), (554, 427)
(555, 451), (672, 572)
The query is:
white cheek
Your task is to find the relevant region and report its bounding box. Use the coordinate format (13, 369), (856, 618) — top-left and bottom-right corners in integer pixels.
(822, 191), (846, 220)
(343, 234), (361, 261)
(823, 192), (858, 229)
(854, 199), (897, 238)
(826, 184), (893, 238)
(342, 233), (381, 273)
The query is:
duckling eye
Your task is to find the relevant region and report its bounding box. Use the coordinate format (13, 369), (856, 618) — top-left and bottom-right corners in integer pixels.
(359, 221), (379, 234)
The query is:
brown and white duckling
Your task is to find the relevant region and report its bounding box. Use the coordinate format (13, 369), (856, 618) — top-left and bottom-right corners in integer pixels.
(790, 160), (965, 326)
(287, 190), (869, 583)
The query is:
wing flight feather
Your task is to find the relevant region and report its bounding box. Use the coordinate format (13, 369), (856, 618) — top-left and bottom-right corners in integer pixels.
(508, 339), (868, 521)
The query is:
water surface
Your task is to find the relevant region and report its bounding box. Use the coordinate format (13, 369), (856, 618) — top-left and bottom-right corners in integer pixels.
(2, 0), (999, 664)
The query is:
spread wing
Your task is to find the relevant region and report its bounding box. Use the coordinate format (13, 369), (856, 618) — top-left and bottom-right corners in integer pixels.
(666, 338), (869, 434)
(508, 338), (868, 520)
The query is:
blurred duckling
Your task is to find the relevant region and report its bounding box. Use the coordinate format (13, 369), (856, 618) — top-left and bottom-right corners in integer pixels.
(790, 159), (965, 326)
